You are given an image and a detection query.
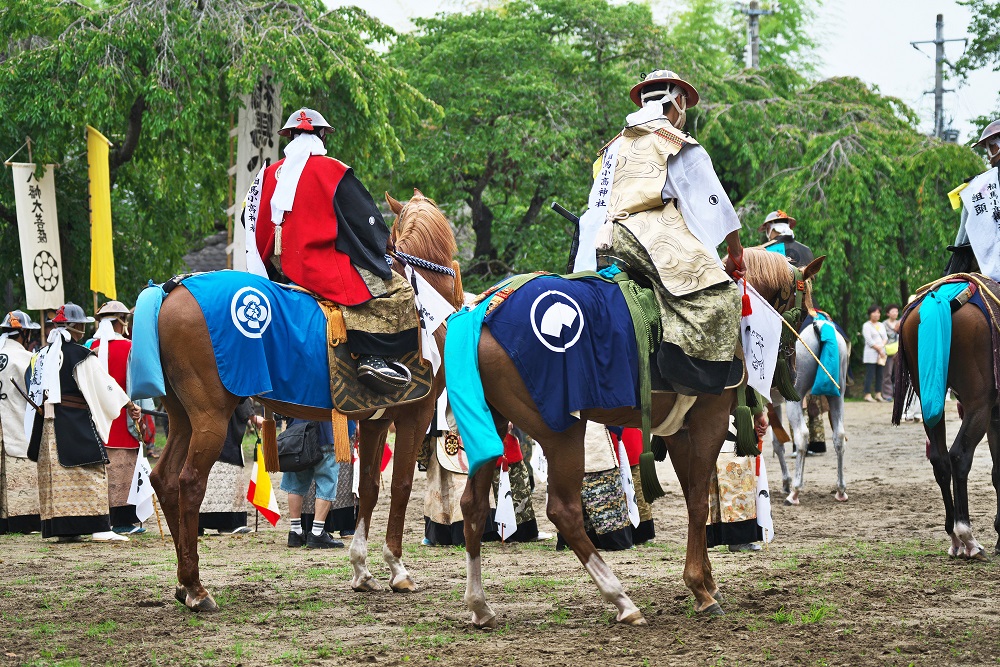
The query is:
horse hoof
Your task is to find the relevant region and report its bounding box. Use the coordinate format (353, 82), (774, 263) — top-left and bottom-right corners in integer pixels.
(472, 613), (498, 630)
(834, 491), (848, 502)
(699, 602), (725, 616)
(187, 595), (218, 613)
(352, 576), (383, 593)
(390, 577), (419, 593)
(618, 610), (647, 626)
(711, 589), (724, 603)
(784, 495), (799, 506)
(174, 586), (186, 604)
(968, 546), (989, 562)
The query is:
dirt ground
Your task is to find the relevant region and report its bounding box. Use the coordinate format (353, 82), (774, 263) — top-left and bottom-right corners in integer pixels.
(1, 400), (998, 667)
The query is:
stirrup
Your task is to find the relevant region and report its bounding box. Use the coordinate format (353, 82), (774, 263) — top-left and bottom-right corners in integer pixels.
(358, 359), (412, 394)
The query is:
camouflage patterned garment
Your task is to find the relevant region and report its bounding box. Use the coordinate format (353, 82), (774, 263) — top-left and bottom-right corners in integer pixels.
(610, 224), (740, 365)
(341, 272), (418, 336)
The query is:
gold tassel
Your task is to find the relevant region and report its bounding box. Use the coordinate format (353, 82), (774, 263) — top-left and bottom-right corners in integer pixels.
(274, 225), (283, 256)
(332, 409), (351, 464)
(261, 407), (280, 473)
(451, 261), (464, 309)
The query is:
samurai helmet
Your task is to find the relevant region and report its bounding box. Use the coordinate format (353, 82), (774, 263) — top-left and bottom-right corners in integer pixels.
(974, 119), (1000, 166)
(48, 302), (94, 325)
(95, 300), (130, 319)
(629, 70), (700, 108)
(278, 108), (333, 137)
(1, 310), (41, 332)
(758, 209), (798, 233)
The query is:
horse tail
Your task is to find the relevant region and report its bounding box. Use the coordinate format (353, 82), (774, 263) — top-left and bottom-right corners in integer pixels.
(128, 284), (168, 400)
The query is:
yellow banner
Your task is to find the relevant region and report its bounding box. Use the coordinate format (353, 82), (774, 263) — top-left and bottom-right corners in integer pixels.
(87, 125), (116, 299)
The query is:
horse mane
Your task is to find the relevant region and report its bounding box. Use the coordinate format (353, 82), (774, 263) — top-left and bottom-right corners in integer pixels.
(390, 191), (463, 308)
(743, 247), (814, 311)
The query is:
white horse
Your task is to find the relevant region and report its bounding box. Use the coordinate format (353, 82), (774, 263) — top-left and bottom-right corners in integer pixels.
(771, 321), (850, 505)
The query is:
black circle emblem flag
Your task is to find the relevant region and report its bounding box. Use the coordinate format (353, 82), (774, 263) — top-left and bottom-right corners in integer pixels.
(33, 251), (60, 292)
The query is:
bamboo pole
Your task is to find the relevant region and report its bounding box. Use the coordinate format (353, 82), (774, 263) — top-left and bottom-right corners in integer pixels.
(780, 317), (841, 392)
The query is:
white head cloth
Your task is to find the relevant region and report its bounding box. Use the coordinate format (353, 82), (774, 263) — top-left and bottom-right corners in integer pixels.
(0, 332), (9, 352)
(270, 133), (328, 226)
(41, 327), (71, 405)
(769, 222), (794, 238)
(92, 317), (117, 371)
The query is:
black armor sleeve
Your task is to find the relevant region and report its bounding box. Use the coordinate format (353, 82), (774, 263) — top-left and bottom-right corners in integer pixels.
(333, 170), (393, 281)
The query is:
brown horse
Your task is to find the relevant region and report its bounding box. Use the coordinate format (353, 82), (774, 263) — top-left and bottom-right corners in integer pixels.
(896, 280), (1000, 559)
(149, 190), (462, 611)
(458, 249), (822, 627)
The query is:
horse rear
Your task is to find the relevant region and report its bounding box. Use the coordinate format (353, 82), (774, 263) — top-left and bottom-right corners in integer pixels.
(898, 296), (1000, 558)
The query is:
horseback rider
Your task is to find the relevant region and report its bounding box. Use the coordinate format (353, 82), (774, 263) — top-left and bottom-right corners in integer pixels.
(948, 119), (1000, 276)
(250, 108), (418, 394)
(582, 70), (746, 395)
(759, 210), (814, 268)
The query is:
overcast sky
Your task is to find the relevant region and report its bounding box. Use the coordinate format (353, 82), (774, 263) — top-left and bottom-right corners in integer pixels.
(330, 0), (999, 142)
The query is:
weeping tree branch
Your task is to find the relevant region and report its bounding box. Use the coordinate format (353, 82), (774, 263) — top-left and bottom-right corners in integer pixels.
(109, 95), (146, 175)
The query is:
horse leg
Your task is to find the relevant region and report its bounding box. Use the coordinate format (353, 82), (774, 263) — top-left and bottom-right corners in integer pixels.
(382, 398), (435, 592)
(462, 462), (500, 629)
(829, 397), (848, 501)
(785, 397), (809, 505)
(352, 420), (389, 592)
(988, 406), (1000, 555)
(667, 395), (729, 615)
(669, 430), (721, 605)
(925, 414), (961, 556)
(770, 399), (792, 495)
(150, 389), (192, 605)
(950, 403), (988, 560)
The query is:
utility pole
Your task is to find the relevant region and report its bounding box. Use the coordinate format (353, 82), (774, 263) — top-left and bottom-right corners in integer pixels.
(910, 14), (966, 140)
(736, 1), (778, 68)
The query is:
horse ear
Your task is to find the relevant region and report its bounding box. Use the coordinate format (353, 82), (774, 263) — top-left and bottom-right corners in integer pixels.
(413, 188), (425, 199)
(385, 192), (404, 215)
(802, 255), (826, 282)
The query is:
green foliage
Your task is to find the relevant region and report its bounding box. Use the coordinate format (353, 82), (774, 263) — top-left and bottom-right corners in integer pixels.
(0, 0), (433, 307)
(956, 0), (1000, 75)
(697, 67), (985, 335)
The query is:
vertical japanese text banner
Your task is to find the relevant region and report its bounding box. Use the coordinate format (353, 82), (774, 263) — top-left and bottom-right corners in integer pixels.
(11, 163), (64, 309)
(87, 125), (116, 299)
(231, 76), (281, 271)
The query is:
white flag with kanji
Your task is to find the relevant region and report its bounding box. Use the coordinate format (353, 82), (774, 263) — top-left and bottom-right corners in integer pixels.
(739, 281), (784, 400)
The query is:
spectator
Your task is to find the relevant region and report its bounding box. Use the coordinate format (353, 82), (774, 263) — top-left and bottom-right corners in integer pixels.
(882, 305), (900, 401)
(862, 304), (888, 402)
(280, 418), (344, 549)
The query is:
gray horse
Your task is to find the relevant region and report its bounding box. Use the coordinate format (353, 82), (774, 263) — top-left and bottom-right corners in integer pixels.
(771, 321), (850, 505)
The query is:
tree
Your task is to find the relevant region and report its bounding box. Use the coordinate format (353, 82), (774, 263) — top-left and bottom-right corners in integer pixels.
(384, 0), (666, 286)
(956, 0), (1000, 137)
(696, 68), (985, 335)
(0, 0), (434, 307)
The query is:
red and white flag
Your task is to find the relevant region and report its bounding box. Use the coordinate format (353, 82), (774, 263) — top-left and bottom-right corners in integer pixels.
(247, 443), (280, 526)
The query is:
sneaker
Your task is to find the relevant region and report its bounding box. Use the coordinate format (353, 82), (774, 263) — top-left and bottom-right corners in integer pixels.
(728, 543), (762, 552)
(287, 530), (305, 548)
(339, 529), (355, 538)
(535, 531), (554, 541)
(113, 525), (146, 535)
(306, 531), (345, 549)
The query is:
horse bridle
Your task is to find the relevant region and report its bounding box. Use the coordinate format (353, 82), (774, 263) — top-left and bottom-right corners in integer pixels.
(769, 265), (809, 361)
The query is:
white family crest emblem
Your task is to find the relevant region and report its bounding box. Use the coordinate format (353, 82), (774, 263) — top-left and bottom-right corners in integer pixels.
(231, 287), (273, 338)
(530, 290), (585, 352)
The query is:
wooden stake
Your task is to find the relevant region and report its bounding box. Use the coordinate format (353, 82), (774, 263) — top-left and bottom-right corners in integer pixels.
(152, 495), (166, 544)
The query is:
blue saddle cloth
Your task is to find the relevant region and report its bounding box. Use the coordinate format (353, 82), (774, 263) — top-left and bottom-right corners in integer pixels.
(485, 276), (639, 431)
(445, 274), (639, 475)
(181, 271), (334, 409)
(809, 313), (842, 397)
(918, 282), (971, 427)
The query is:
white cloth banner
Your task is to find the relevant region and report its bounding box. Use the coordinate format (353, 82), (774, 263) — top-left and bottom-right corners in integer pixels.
(755, 455), (774, 543)
(494, 466), (518, 541)
(530, 440), (548, 485)
(617, 441), (640, 528)
(232, 76), (281, 271)
(127, 453), (156, 522)
(243, 165), (269, 277)
(960, 166), (1000, 281)
(11, 163), (64, 309)
(405, 265), (456, 377)
(0, 340), (33, 458)
(573, 137), (623, 272)
(739, 281), (784, 400)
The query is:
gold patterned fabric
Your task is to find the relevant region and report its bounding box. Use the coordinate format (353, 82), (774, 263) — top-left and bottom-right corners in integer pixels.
(581, 468), (629, 536)
(341, 273), (418, 335)
(1, 449), (40, 523)
(607, 120), (731, 297)
(612, 225), (740, 363)
(105, 446), (137, 510)
(36, 419), (111, 537)
(707, 453), (757, 526)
